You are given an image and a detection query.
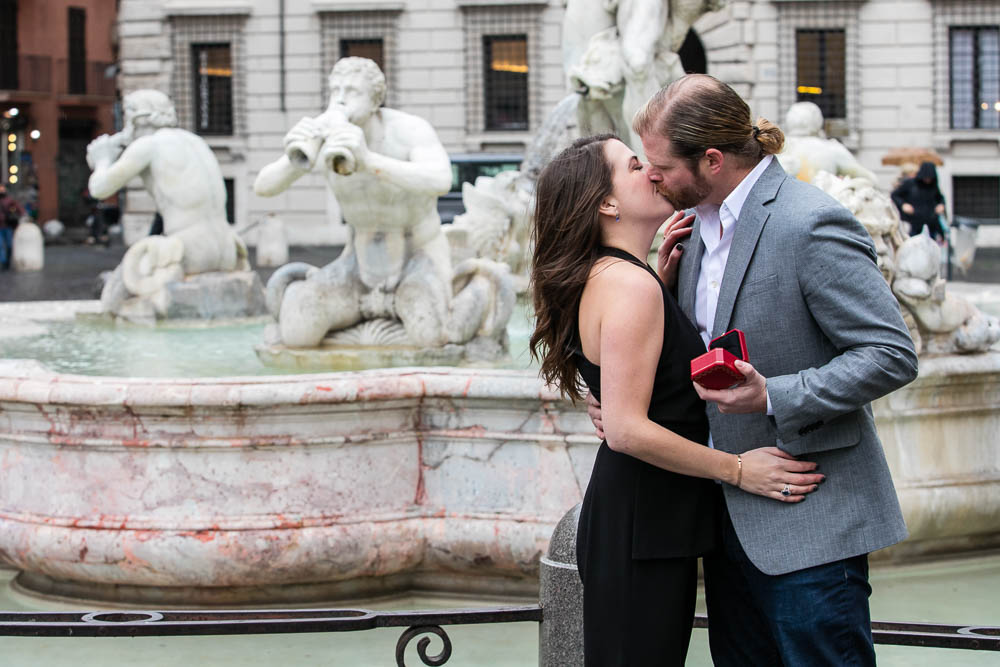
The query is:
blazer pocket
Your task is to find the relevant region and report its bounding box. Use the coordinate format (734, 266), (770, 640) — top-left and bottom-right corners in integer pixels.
(783, 410), (862, 456)
(739, 274), (778, 300)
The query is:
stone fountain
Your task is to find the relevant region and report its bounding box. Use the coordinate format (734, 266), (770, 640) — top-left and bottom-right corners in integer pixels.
(1, 13), (999, 608)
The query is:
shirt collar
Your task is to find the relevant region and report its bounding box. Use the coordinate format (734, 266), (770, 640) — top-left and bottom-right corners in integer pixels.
(694, 155), (774, 229)
(721, 154), (773, 228)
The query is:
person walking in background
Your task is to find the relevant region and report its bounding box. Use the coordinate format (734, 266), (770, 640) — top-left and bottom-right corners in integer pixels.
(531, 134), (824, 666)
(892, 161), (947, 241)
(588, 73), (919, 665)
(0, 184), (24, 270)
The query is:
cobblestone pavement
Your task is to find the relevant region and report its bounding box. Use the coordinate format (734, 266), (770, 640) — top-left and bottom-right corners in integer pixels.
(0, 242), (344, 302)
(1, 241), (999, 303)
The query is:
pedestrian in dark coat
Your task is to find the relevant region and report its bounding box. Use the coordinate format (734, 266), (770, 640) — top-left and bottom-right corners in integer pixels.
(891, 161), (946, 241)
(0, 184), (25, 270)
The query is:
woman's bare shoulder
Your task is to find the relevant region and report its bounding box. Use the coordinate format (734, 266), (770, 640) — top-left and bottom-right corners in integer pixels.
(588, 257), (661, 301)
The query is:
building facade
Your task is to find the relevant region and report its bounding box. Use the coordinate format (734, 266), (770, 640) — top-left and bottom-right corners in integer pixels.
(113, 0), (999, 246)
(0, 0), (118, 227)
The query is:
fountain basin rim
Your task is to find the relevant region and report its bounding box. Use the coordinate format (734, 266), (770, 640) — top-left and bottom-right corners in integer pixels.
(0, 359), (563, 406)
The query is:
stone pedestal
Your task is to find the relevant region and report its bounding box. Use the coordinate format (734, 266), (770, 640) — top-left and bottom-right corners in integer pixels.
(102, 270), (267, 324)
(539, 504), (584, 667)
(255, 215), (289, 268)
(12, 221), (43, 271)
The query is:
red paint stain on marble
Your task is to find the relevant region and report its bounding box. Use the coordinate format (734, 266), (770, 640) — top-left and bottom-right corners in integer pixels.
(180, 530), (216, 543)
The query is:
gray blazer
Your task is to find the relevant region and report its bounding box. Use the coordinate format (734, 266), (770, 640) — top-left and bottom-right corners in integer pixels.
(678, 159), (918, 575)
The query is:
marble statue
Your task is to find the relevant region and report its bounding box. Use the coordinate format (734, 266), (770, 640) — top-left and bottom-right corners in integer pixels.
(253, 58), (513, 360)
(11, 219), (43, 271)
(255, 213), (289, 268)
(445, 170), (532, 293)
(563, 0), (724, 152)
(893, 234), (1000, 355)
(87, 89), (264, 322)
(812, 170), (1000, 355)
(812, 171), (906, 282)
(777, 102), (879, 184)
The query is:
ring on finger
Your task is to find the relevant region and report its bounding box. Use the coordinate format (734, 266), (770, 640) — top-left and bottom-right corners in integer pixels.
(781, 484), (791, 497)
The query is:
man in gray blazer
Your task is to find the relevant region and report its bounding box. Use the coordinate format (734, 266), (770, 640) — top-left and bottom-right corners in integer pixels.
(594, 74), (918, 665)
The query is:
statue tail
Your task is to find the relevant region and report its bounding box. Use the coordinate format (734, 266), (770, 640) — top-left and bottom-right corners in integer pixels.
(265, 262), (315, 317)
(451, 259), (516, 339)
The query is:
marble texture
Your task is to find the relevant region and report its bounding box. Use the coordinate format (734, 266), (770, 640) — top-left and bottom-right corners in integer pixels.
(254, 59), (514, 360)
(0, 359), (597, 603)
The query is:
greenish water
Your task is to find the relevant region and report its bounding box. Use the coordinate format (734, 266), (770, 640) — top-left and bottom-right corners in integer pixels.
(0, 299), (538, 378)
(1, 553), (998, 666)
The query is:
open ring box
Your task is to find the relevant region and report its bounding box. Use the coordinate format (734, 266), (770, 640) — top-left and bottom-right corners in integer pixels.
(690, 329), (748, 390)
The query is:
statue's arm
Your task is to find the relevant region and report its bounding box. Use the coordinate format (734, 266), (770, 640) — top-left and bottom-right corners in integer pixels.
(365, 124), (452, 196)
(834, 145), (879, 184)
(616, 0), (667, 74)
(88, 137), (155, 199)
(254, 154), (307, 197)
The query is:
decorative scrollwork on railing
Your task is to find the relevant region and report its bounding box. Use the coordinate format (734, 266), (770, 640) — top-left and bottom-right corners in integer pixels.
(395, 625), (453, 666)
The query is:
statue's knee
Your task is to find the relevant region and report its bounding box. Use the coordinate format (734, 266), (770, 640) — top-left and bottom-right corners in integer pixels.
(395, 278), (448, 346)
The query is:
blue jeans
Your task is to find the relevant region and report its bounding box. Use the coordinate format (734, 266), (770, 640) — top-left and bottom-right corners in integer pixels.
(705, 505), (876, 667)
(0, 227), (12, 268)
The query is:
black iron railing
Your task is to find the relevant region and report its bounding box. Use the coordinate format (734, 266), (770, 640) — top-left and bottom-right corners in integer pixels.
(0, 607), (996, 666)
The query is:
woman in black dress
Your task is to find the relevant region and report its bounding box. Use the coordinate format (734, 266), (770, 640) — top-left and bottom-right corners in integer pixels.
(529, 135), (822, 665)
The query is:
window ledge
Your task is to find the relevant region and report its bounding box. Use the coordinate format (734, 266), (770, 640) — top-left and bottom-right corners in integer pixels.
(457, 0), (549, 8)
(200, 135), (248, 154)
(311, 1), (404, 11)
(932, 131), (1000, 150)
(464, 131), (534, 151)
(164, 0), (253, 16)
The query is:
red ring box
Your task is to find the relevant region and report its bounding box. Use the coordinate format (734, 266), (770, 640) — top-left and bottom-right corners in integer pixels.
(691, 329), (748, 390)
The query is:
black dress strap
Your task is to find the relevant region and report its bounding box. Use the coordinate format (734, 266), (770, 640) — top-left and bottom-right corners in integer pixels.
(598, 246), (663, 288)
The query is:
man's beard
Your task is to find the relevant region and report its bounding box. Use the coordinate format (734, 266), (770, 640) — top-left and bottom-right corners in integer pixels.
(659, 172), (712, 210)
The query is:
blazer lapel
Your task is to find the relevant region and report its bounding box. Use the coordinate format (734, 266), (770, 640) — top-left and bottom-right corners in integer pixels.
(712, 159), (786, 336)
(678, 213), (703, 320)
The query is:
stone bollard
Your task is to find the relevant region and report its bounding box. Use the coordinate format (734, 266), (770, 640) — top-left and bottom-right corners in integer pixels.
(539, 503), (584, 667)
(256, 214), (289, 267)
(12, 220), (43, 271)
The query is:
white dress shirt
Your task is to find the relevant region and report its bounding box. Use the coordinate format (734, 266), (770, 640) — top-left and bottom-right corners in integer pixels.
(692, 155), (775, 450)
(694, 154), (773, 347)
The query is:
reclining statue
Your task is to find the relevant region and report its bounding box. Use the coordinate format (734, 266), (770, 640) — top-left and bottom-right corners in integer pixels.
(254, 57), (513, 355)
(777, 101), (879, 184)
(87, 89), (260, 320)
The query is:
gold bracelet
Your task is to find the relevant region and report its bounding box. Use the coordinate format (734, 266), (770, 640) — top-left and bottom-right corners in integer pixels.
(735, 454), (743, 489)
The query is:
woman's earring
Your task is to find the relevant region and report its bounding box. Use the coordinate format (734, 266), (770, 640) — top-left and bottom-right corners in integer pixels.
(615, 207), (620, 223)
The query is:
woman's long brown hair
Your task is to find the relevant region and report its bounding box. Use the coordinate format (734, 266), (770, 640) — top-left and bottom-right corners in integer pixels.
(529, 133), (616, 401)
